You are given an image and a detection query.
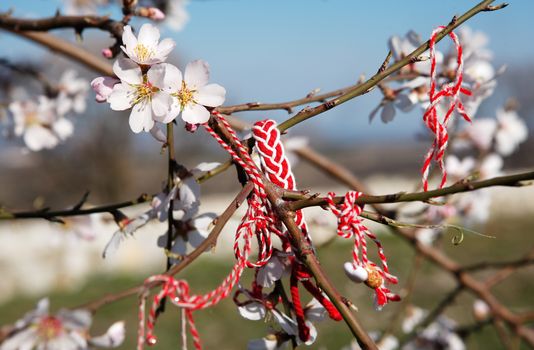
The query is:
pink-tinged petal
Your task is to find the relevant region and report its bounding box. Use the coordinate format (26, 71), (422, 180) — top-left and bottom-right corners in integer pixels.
(91, 77), (119, 102)
(90, 321), (125, 348)
(181, 103), (210, 124)
(151, 91), (172, 117)
(380, 101), (396, 123)
(195, 83), (226, 107)
(24, 126), (58, 151)
(156, 38), (176, 62)
(108, 83), (134, 111)
(237, 302), (266, 321)
(148, 7), (166, 20)
(138, 23), (160, 48)
(121, 25), (137, 53)
(184, 60), (210, 89)
(129, 100), (154, 133)
(113, 58), (142, 85)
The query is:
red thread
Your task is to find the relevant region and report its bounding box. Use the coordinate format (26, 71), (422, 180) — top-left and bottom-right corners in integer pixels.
(421, 26), (472, 191)
(301, 280), (342, 321)
(290, 270), (310, 342)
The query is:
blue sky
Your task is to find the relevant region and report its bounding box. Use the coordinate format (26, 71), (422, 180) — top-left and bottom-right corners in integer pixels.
(2, 0), (533, 142)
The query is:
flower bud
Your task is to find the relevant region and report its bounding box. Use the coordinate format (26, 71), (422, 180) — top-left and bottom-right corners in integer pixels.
(147, 7), (165, 21)
(472, 299), (491, 321)
(91, 77), (118, 103)
(101, 48), (113, 59)
(343, 262), (368, 283)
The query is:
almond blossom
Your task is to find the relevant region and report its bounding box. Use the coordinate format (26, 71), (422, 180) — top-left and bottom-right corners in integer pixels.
(495, 108), (528, 156)
(121, 24), (175, 66)
(56, 70), (89, 115)
(107, 58), (174, 133)
(9, 97), (73, 151)
(0, 298), (125, 350)
(158, 60), (226, 124)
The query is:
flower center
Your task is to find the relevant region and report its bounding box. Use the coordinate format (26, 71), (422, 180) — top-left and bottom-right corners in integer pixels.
(133, 81), (158, 105)
(175, 80), (195, 110)
(133, 44), (154, 62)
(37, 316), (63, 341)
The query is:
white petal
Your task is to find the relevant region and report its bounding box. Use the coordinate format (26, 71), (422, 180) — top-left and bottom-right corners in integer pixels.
(181, 103), (210, 124)
(305, 298), (326, 322)
(171, 236), (187, 256)
(271, 310), (297, 336)
(151, 91), (172, 117)
(53, 118), (74, 141)
(343, 262), (368, 283)
(237, 302), (266, 321)
(24, 126), (58, 151)
(149, 125), (167, 143)
(191, 162), (221, 174)
(380, 102), (396, 123)
(256, 255), (285, 288)
(102, 230), (126, 259)
(0, 328), (38, 350)
(108, 83), (134, 111)
(156, 38), (176, 62)
(177, 177), (201, 212)
(58, 309), (92, 330)
(195, 84), (226, 107)
(160, 63), (183, 92)
(187, 228), (208, 249)
(147, 64), (167, 90)
(90, 321), (125, 348)
(129, 101), (154, 133)
(247, 338), (278, 350)
(121, 25), (138, 54)
(191, 213), (217, 231)
(184, 60), (210, 90)
(138, 23), (160, 48)
(113, 58), (142, 85)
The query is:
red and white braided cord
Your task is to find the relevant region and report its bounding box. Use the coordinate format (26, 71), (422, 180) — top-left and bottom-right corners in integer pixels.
(252, 119), (311, 241)
(421, 26), (472, 191)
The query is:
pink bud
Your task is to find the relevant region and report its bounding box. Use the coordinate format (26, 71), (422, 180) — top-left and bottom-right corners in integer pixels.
(148, 7), (165, 21)
(185, 123), (199, 133)
(101, 48), (113, 59)
(343, 262), (368, 283)
(91, 76), (118, 103)
(473, 299), (491, 321)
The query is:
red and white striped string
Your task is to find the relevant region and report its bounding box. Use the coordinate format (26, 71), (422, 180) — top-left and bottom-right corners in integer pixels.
(421, 26), (472, 191)
(326, 191), (399, 309)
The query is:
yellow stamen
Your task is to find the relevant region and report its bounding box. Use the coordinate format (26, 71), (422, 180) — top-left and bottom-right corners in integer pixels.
(133, 44), (154, 62)
(174, 80), (195, 110)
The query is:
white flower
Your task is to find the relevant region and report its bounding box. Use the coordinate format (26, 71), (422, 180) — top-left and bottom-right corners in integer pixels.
(0, 298), (124, 350)
(457, 26), (492, 61)
(495, 108), (528, 156)
(247, 337), (279, 350)
(464, 118), (497, 151)
(445, 155), (475, 181)
(56, 70), (89, 115)
(456, 190), (492, 226)
(402, 306), (427, 333)
(165, 0), (190, 31)
(9, 97), (73, 151)
(256, 251), (291, 288)
(121, 24), (175, 65)
(388, 31), (441, 74)
(160, 60), (226, 124)
(159, 212), (217, 257)
(107, 58), (174, 133)
(415, 228), (439, 246)
(479, 153), (503, 179)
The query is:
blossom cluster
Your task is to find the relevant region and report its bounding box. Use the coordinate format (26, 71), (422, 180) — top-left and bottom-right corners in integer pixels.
(92, 23), (225, 136)
(5, 70), (88, 151)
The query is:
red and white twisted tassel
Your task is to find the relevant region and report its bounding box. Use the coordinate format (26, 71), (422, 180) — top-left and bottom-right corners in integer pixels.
(326, 191), (400, 309)
(421, 26), (472, 191)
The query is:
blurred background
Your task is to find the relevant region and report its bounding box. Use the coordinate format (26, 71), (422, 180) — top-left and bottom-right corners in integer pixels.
(1, 1), (533, 349)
